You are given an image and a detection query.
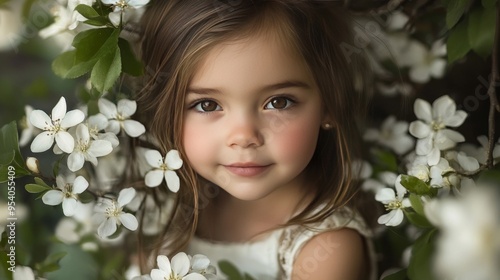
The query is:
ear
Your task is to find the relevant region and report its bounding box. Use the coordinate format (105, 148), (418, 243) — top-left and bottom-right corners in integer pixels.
(320, 115), (335, 130)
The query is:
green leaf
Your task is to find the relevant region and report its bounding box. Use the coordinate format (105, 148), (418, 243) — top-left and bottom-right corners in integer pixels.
(0, 121), (29, 183)
(371, 148), (398, 173)
(400, 175), (437, 196)
(243, 274), (256, 280)
(381, 269), (408, 280)
(75, 4), (99, 19)
(78, 191), (95, 203)
(25, 184), (51, 194)
(45, 252), (67, 265)
(447, 19), (470, 63)
(34, 177), (51, 188)
(84, 17), (109, 27)
(52, 50), (96, 79)
(409, 194), (425, 216)
(118, 38), (144, 76)
(468, 6), (496, 58)
(477, 169), (500, 186)
(90, 46), (122, 93)
(482, 0), (497, 8)
(218, 261), (244, 280)
(404, 210), (433, 228)
(408, 229), (437, 280)
(73, 28), (120, 64)
(446, 0), (471, 29)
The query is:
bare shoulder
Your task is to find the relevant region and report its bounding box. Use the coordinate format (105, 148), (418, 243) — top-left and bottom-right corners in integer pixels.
(291, 228), (366, 280)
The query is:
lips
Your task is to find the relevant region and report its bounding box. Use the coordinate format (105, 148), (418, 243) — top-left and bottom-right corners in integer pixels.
(223, 163), (272, 177)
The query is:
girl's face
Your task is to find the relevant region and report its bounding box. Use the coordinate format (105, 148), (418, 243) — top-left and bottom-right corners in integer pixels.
(183, 33), (325, 201)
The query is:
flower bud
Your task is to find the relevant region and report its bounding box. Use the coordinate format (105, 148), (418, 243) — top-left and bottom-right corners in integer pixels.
(26, 157), (40, 174)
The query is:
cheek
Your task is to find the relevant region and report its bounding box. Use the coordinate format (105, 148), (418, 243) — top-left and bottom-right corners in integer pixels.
(267, 115), (320, 163)
(182, 118), (214, 166)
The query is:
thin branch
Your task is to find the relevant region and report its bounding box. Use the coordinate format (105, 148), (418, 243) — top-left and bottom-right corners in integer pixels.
(486, 3), (500, 169)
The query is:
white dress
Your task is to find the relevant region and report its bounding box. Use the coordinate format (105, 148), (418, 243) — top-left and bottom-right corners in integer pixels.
(187, 207), (377, 280)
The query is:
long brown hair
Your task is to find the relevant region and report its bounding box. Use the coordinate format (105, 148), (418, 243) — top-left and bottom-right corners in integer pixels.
(134, 0), (372, 269)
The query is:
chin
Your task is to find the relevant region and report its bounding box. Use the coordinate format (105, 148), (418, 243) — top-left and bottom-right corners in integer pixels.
(223, 184), (274, 202)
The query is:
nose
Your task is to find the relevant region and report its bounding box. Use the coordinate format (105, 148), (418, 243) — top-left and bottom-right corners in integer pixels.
(226, 114), (264, 148)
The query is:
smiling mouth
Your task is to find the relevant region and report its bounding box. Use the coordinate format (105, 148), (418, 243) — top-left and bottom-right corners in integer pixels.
(223, 163), (272, 177)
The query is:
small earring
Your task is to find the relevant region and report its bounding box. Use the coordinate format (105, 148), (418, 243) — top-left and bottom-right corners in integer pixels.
(322, 123), (332, 130)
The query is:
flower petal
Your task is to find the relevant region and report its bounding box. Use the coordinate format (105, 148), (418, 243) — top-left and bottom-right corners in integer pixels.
(150, 269), (169, 280)
(29, 110), (52, 130)
(191, 254), (210, 271)
(145, 170), (164, 187)
(72, 176), (89, 194)
(432, 95), (454, 121)
(457, 152), (480, 172)
(445, 110), (467, 127)
(166, 150), (183, 170)
(61, 109), (85, 128)
(106, 120), (121, 134)
(98, 98), (117, 119)
(62, 198), (78, 216)
(409, 120), (431, 139)
(89, 140), (113, 157)
(157, 255), (172, 274)
(375, 188), (396, 203)
(76, 123), (90, 142)
(170, 252), (190, 276)
(118, 187), (136, 207)
(55, 131), (75, 153)
(384, 209), (404, 226)
(165, 170), (180, 193)
(68, 151), (85, 172)
(414, 99), (432, 122)
(183, 273), (207, 280)
(145, 150), (163, 168)
(42, 190), (63, 205)
(30, 132), (54, 153)
(415, 136), (433, 156)
(119, 213), (138, 231)
(98, 217), (117, 238)
(123, 120), (146, 137)
(117, 99), (137, 117)
(88, 113), (109, 131)
(52, 97), (67, 122)
(427, 147), (441, 166)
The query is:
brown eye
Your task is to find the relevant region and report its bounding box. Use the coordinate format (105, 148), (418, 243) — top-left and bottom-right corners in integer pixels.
(193, 100), (221, 112)
(265, 97), (294, 110)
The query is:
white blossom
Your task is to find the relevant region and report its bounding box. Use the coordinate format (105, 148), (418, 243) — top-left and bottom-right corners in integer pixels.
(13, 266), (36, 280)
(425, 188), (500, 280)
(189, 254), (217, 279)
(39, 0), (95, 39)
(150, 253), (206, 280)
(67, 123), (113, 171)
(87, 113), (119, 147)
(42, 175), (89, 216)
(409, 95), (467, 165)
(30, 97), (85, 153)
(101, 0), (149, 27)
(375, 175), (411, 226)
(364, 115), (414, 155)
(144, 149), (183, 192)
(407, 40), (447, 83)
(98, 98), (146, 137)
(93, 187), (138, 238)
(429, 158), (458, 189)
(26, 157), (40, 174)
(19, 106), (41, 147)
(55, 202), (95, 244)
(406, 154), (431, 182)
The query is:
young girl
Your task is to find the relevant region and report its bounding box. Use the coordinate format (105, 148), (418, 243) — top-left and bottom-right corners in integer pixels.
(133, 0), (376, 279)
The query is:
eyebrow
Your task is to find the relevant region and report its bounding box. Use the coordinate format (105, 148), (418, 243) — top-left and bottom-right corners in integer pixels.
(187, 80), (311, 95)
